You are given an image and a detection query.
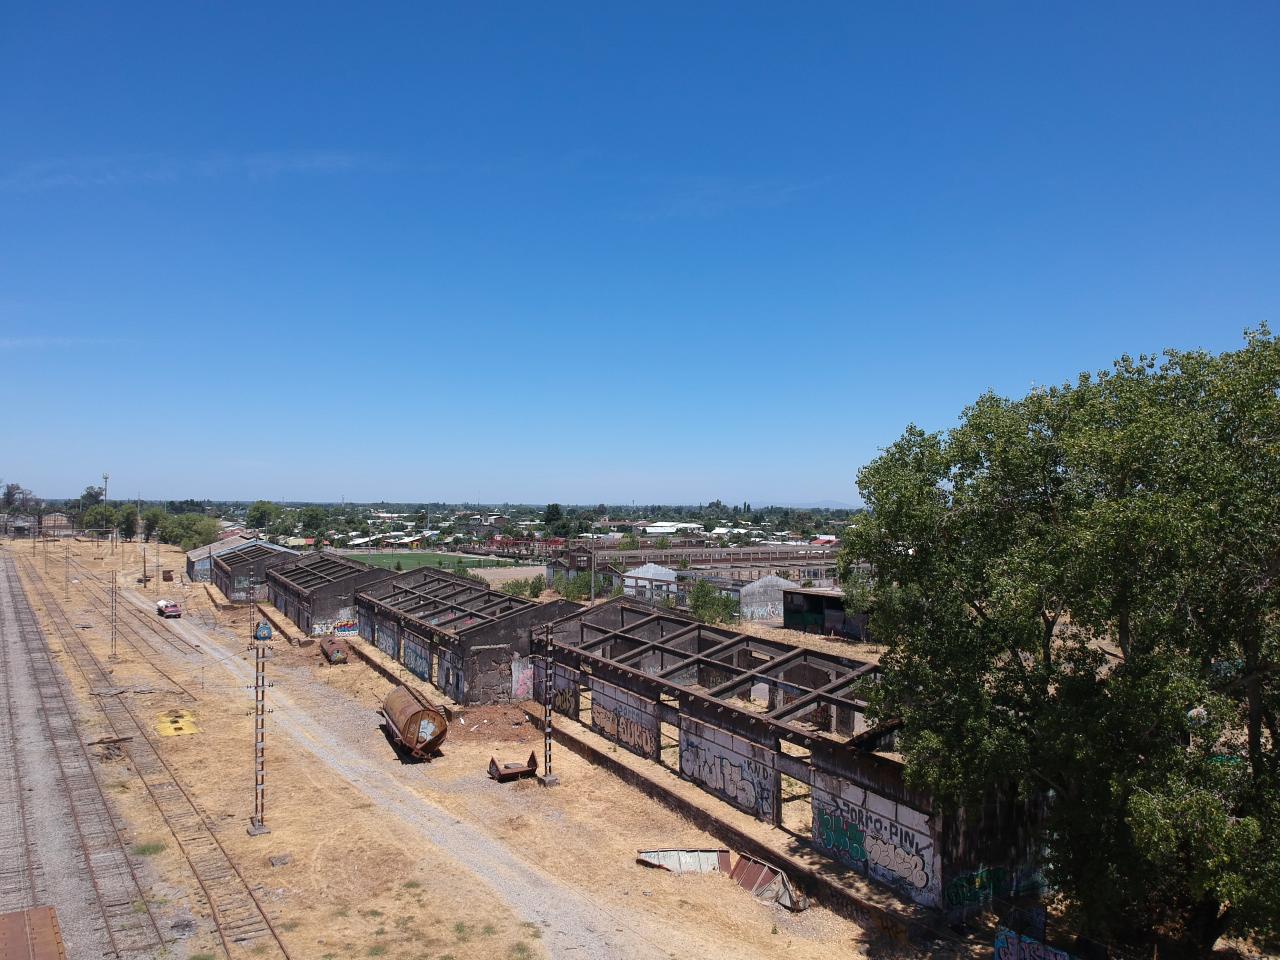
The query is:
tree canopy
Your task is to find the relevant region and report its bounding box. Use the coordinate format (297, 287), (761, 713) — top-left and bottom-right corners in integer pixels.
(838, 327), (1279, 956)
(157, 513), (220, 551)
(116, 503), (138, 540)
(246, 500), (281, 529)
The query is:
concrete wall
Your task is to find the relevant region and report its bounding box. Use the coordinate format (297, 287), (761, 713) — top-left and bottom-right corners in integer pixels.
(678, 717), (779, 822)
(589, 679), (660, 760)
(533, 660), (581, 718)
(810, 768), (942, 909)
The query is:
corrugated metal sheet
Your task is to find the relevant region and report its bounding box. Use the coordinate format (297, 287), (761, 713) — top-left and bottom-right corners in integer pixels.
(636, 849), (732, 875)
(729, 853), (810, 911)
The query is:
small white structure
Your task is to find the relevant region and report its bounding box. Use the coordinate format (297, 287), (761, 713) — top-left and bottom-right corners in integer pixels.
(623, 562), (678, 602)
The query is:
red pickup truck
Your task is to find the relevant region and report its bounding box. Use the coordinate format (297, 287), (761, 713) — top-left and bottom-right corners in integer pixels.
(155, 600), (181, 619)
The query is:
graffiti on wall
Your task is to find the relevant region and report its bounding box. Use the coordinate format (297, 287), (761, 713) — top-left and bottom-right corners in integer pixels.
(333, 619), (357, 637)
(812, 790), (937, 903)
(944, 866), (1046, 910)
(679, 727), (775, 820)
(533, 661), (581, 718)
(993, 927), (1075, 960)
(402, 634), (433, 685)
(510, 654), (533, 700)
(592, 686), (658, 759)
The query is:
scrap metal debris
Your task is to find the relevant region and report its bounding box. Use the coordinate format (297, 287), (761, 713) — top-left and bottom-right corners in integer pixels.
(636, 848), (809, 911)
(730, 852), (809, 911)
(637, 849), (731, 875)
(488, 751), (538, 782)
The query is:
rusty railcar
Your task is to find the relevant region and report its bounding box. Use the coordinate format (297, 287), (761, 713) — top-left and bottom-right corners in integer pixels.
(379, 684), (448, 759)
(318, 636), (350, 665)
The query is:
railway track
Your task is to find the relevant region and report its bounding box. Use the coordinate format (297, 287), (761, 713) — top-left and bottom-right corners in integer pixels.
(60, 556), (201, 700)
(15, 553), (293, 960)
(0, 553), (166, 958)
(70, 556), (202, 655)
(0, 561), (40, 911)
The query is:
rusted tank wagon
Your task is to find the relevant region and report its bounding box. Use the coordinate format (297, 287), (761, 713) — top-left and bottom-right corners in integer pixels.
(318, 636), (350, 665)
(379, 684), (448, 759)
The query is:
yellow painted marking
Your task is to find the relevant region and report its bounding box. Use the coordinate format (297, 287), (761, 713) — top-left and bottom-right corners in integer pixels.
(156, 709), (200, 737)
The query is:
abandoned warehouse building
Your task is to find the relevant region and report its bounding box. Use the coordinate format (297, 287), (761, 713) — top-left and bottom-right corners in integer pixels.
(539, 597), (1042, 922)
(184, 534), (253, 582)
(267, 551), (394, 637)
(356, 567), (579, 704)
(211, 540), (299, 603)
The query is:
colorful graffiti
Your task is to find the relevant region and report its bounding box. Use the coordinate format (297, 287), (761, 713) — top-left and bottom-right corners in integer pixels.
(333, 619), (357, 637)
(510, 654), (533, 700)
(814, 808), (930, 890)
(679, 730), (775, 820)
(811, 792), (937, 904)
(994, 927), (1075, 960)
(945, 866), (1046, 909)
(816, 808), (867, 859)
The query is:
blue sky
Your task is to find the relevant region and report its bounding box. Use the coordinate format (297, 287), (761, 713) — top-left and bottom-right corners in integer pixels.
(2, 3), (1276, 505)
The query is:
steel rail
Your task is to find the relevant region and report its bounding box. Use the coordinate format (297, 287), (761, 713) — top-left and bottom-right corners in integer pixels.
(1, 555), (166, 958)
(19, 555), (293, 960)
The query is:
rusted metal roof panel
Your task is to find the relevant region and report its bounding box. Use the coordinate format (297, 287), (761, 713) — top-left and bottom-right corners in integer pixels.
(729, 853), (809, 911)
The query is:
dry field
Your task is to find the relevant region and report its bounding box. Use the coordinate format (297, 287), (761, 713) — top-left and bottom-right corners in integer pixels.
(7, 538), (895, 960)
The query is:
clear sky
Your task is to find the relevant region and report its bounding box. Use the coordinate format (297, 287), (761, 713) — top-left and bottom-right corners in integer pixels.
(2, 3), (1276, 505)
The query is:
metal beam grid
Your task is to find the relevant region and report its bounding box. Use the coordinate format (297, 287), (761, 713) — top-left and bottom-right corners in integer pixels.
(360, 568), (534, 638)
(552, 599), (879, 747)
(215, 543), (293, 566)
(273, 553), (369, 592)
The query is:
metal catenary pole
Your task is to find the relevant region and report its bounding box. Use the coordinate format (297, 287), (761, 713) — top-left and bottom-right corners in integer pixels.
(248, 620), (272, 835)
(540, 624), (559, 787)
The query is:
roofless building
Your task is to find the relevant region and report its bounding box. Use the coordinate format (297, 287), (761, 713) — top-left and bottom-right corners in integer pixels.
(267, 552), (395, 637)
(355, 568), (578, 704)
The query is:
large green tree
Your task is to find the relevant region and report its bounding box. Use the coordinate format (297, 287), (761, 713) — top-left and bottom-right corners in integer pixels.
(246, 500), (281, 529)
(157, 514), (220, 551)
(839, 328), (1279, 956)
(81, 503), (117, 534)
(115, 503), (139, 541)
(142, 507), (164, 541)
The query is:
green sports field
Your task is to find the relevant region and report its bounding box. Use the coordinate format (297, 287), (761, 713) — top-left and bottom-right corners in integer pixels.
(355, 552), (517, 572)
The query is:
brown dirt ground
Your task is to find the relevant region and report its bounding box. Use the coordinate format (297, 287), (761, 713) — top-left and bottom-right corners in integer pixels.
(14, 539), (892, 960)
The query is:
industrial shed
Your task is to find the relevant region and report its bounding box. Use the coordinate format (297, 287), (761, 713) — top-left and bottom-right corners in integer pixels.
(211, 541), (299, 603)
(185, 534), (253, 582)
(356, 568), (578, 704)
(540, 597), (1044, 920)
(267, 552), (394, 637)
(783, 587), (869, 640)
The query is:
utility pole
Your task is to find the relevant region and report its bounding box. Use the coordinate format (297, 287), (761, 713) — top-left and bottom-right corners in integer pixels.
(247, 620), (273, 835)
(63, 541), (68, 600)
(539, 624), (559, 787)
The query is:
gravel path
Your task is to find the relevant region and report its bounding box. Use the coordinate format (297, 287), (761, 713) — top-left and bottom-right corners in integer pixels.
(123, 588), (672, 960)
